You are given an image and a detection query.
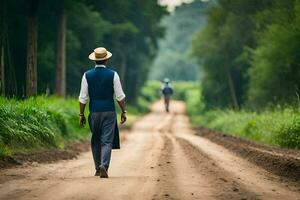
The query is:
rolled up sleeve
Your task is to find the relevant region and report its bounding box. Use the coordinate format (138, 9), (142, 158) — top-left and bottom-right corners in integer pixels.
(78, 73), (89, 104)
(114, 72), (126, 101)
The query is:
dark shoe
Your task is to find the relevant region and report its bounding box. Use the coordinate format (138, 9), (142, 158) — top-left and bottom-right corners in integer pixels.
(99, 165), (108, 178)
(95, 169), (100, 176)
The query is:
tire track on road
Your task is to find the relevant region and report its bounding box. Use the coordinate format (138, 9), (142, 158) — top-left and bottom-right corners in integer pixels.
(167, 112), (259, 200)
(177, 138), (260, 200)
(153, 112), (215, 200)
(171, 105), (300, 200)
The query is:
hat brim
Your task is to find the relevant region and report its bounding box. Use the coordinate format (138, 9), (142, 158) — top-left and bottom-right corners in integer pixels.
(88, 51), (112, 61)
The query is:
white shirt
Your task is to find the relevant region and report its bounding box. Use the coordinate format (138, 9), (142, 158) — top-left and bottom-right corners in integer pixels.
(78, 65), (126, 104)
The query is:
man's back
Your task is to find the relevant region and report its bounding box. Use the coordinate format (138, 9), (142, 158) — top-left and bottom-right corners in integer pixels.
(85, 67), (115, 112)
(86, 67), (114, 99)
(162, 84), (173, 97)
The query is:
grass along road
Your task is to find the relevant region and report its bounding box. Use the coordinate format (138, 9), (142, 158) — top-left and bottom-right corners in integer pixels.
(0, 100), (299, 200)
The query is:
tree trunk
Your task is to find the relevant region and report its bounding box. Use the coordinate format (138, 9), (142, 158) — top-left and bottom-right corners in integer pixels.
(0, 0), (6, 95)
(226, 67), (239, 110)
(119, 51), (126, 85)
(55, 8), (66, 98)
(26, 0), (39, 97)
(0, 44), (4, 95)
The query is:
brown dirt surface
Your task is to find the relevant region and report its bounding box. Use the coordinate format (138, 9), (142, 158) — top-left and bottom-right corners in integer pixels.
(0, 140), (90, 170)
(0, 100), (299, 200)
(195, 127), (300, 182)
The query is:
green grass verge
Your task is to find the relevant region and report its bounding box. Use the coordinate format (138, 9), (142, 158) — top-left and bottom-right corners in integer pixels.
(0, 96), (90, 156)
(190, 108), (300, 149)
(174, 81), (300, 150)
(0, 81), (161, 157)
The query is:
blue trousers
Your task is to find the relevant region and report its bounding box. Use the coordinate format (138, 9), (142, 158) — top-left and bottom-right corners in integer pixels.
(88, 112), (116, 170)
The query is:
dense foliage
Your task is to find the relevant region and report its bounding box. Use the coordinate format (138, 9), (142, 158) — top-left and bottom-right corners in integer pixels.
(1, 0), (167, 103)
(192, 0), (300, 109)
(149, 0), (210, 81)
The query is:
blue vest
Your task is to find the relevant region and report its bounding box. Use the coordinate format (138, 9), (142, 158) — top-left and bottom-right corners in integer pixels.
(85, 67), (115, 112)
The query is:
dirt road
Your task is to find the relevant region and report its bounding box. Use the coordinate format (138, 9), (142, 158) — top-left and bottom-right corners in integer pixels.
(0, 100), (299, 200)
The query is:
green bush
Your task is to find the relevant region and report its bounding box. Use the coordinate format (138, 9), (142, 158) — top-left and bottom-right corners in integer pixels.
(140, 81), (161, 103)
(128, 80), (161, 114)
(185, 88), (205, 116)
(173, 81), (199, 101)
(276, 116), (300, 149)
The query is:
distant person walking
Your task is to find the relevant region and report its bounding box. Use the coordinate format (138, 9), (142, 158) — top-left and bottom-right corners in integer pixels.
(161, 78), (174, 112)
(78, 47), (127, 178)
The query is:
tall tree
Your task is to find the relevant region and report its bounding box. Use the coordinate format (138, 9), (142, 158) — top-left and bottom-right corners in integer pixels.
(247, 0), (300, 107)
(56, 7), (66, 97)
(26, 0), (39, 97)
(226, 66), (239, 110)
(0, 0), (6, 95)
(192, 1), (266, 109)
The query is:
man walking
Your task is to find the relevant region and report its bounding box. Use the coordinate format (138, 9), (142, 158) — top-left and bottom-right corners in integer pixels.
(78, 47), (127, 178)
(161, 78), (174, 112)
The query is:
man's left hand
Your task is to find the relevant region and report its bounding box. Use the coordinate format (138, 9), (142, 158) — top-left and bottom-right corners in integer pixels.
(120, 113), (127, 124)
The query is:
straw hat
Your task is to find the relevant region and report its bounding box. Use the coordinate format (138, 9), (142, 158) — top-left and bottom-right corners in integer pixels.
(88, 47), (112, 61)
